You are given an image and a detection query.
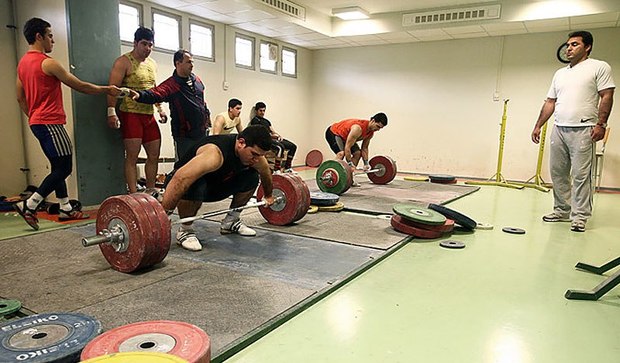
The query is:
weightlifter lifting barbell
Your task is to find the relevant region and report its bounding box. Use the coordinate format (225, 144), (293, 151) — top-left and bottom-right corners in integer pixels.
(82, 173), (310, 273)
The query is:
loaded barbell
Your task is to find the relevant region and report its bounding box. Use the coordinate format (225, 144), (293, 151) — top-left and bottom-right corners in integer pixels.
(82, 173), (310, 273)
(315, 155), (397, 195)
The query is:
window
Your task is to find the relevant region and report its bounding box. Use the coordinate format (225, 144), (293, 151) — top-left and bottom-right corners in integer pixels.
(119, 2), (141, 42)
(259, 41), (277, 74)
(282, 47), (297, 77)
(190, 22), (214, 60)
(235, 34), (255, 69)
(152, 11), (180, 51)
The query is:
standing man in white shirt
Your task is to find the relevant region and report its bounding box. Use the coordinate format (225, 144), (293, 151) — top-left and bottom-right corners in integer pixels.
(531, 30), (615, 232)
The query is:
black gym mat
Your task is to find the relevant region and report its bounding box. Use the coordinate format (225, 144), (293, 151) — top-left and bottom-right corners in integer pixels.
(0, 223), (382, 356)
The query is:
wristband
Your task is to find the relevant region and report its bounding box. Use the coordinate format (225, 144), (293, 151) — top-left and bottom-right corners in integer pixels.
(107, 107), (117, 117)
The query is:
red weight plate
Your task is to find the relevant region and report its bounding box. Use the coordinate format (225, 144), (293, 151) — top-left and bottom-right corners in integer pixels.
(126, 194), (161, 267)
(286, 173), (311, 221)
(97, 195), (156, 273)
(368, 155), (397, 185)
(80, 320), (210, 363)
(277, 174), (302, 222)
(257, 174), (302, 225)
(305, 149), (323, 167)
(397, 217), (455, 233)
(130, 194), (171, 266)
(390, 215), (444, 239)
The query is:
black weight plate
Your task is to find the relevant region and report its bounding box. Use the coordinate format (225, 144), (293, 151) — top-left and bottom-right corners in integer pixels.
(310, 191), (339, 206)
(439, 240), (465, 249)
(429, 174), (456, 182)
(0, 312), (102, 363)
(502, 227), (526, 235)
(428, 203), (477, 231)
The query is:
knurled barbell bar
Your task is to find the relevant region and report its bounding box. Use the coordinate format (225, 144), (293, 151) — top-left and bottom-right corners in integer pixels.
(315, 155), (397, 195)
(82, 173), (310, 273)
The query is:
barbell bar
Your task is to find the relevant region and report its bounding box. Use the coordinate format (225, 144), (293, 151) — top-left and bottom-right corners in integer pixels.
(81, 197), (283, 247)
(316, 155), (398, 195)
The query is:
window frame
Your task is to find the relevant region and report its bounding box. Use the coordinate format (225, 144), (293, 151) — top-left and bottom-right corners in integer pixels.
(189, 20), (215, 62)
(259, 40), (278, 75)
(281, 46), (297, 78)
(151, 8), (182, 53)
(234, 33), (255, 70)
(119, 1), (143, 45)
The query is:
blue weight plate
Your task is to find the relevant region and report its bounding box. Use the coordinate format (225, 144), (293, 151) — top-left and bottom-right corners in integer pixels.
(310, 191), (339, 206)
(0, 312), (102, 363)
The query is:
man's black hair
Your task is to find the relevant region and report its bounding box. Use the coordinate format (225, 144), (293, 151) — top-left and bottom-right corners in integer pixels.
(239, 125), (272, 151)
(372, 112), (388, 126)
(23, 17), (50, 45)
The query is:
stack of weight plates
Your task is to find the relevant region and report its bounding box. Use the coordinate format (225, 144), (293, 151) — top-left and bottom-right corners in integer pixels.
(429, 174), (457, 184)
(309, 191), (343, 212)
(80, 320), (210, 363)
(391, 204), (455, 238)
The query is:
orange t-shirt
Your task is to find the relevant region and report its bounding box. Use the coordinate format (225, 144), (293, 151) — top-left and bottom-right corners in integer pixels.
(330, 119), (374, 141)
(17, 51), (66, 125)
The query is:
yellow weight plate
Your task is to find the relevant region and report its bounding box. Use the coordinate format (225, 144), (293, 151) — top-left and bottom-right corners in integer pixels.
(81, 352), (189, 363)
(404, 175), (429, 182)
(308, 205), (319, 214)
(317, 201), (344, 212)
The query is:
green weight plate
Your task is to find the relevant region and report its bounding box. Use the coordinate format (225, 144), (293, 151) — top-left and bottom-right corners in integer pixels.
(0, 300), (21, 316)
(316, 160), (350, 195)
(392, 204), (446, 226)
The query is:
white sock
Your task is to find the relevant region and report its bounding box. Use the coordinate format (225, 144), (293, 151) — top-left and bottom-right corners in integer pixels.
(27, 193), (43, 210)
(59, 197), (72, 212)
(223, 210), (241, 224)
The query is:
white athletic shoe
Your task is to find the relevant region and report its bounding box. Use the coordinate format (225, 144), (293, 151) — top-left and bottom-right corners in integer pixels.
(176, 230), (202, 251)
(220, 220), (256, 236)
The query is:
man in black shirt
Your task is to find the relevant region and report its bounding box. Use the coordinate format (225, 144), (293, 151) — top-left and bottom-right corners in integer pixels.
(162, 126), (275, 251)
(249, 102), (297, 172)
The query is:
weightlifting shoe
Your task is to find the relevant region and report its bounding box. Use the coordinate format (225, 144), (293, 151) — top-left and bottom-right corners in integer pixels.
(542, 212), (570, 222)
(13, 200), (39, 230)
(59, 207), (90, 221)
(221, 220), (256, 236)
(571, 220), (586, 232)
(176, 230), (202, 251)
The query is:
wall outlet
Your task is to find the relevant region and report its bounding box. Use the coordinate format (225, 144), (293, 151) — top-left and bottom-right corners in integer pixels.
(493, 91), (500, 101)
(222, 81), (229, 91)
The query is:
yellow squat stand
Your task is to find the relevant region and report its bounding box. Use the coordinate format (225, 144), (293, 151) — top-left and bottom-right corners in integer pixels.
(512, 122), (550, 192)
(466, 99), (523, 189)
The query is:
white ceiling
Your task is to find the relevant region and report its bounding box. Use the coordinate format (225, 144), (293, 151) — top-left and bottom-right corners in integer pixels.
(147, 0), (620, 49)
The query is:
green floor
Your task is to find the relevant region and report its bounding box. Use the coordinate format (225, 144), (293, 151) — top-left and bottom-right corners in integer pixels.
(225, 185), (620, 363)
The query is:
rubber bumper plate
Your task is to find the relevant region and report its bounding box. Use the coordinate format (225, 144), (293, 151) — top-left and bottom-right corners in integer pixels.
(0, 312), (102, 363)
(392, 204), (446, 226)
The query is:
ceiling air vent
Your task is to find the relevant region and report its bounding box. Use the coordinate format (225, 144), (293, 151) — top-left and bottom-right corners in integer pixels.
(257, 0), (306, 20)
(403, 4), (500, 26)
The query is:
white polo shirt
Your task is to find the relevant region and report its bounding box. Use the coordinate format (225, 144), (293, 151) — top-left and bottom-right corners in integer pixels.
(547, 58), (615, 127)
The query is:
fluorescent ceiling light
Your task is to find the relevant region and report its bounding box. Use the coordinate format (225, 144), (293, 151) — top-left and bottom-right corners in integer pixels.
(332, 6), (369, 20)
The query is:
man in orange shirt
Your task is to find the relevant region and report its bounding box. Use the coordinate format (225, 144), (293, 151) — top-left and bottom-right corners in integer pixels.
(15, 17), (122, 230)
(325, 113), (388, 177)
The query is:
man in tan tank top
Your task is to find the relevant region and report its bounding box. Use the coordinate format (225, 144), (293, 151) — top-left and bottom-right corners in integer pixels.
(107, 27), (167, 193)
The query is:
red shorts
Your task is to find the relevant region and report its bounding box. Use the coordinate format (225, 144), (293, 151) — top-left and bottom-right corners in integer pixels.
(118, 111), (161, 143)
